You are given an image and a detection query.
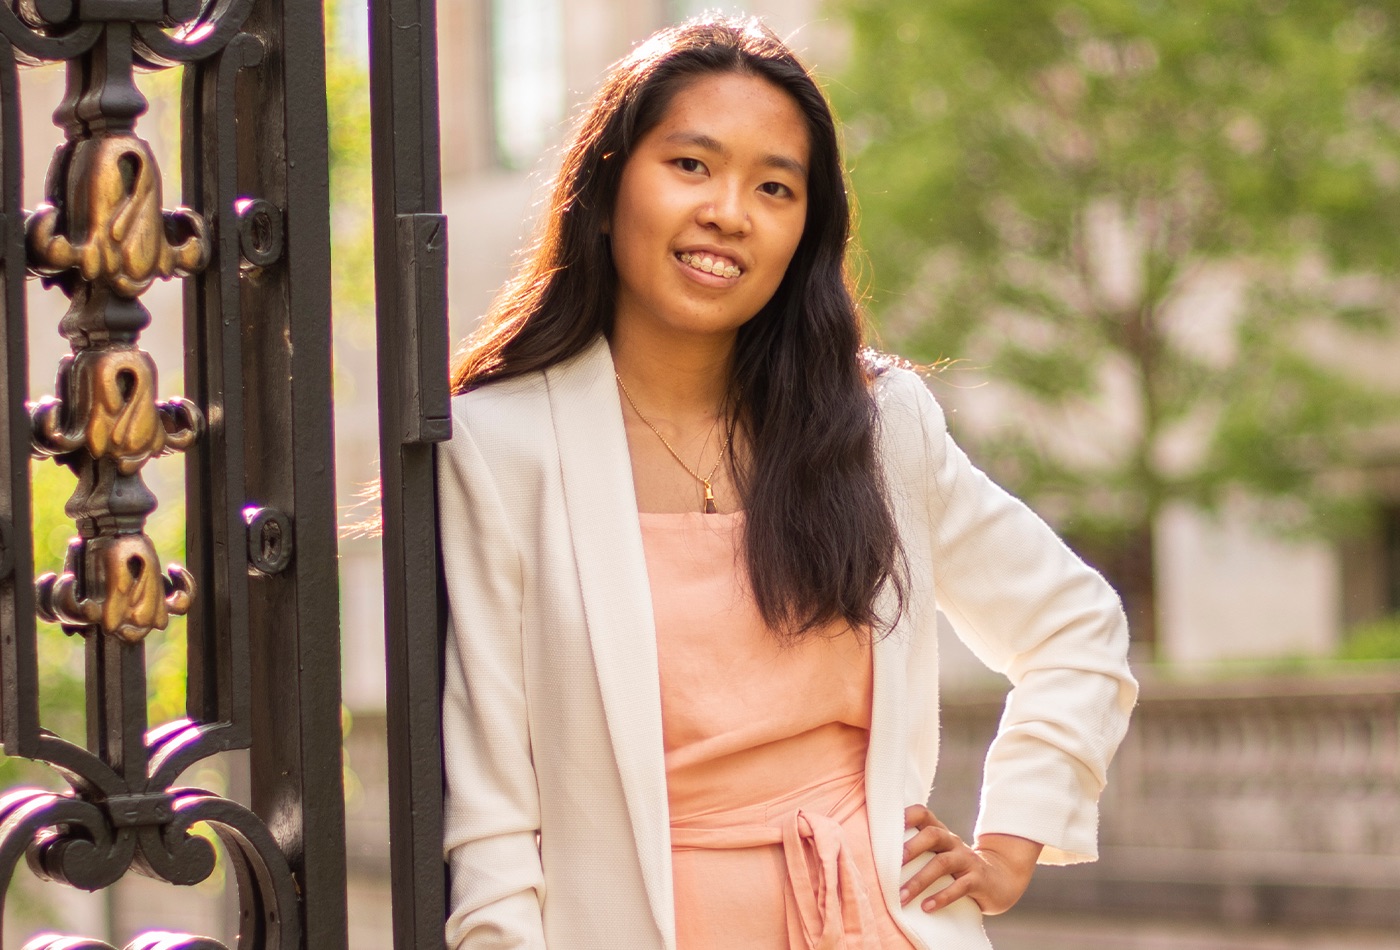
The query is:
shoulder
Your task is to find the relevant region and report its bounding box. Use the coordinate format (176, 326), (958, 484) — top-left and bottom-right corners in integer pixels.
(447, 336), (609, 459)
(442, 370), (557, 489)
(872, 364), (948, 438)
(451, 371), (550, 435)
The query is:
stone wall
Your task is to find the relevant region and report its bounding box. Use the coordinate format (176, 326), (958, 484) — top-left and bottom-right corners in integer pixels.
(934, 667), (1400, 929)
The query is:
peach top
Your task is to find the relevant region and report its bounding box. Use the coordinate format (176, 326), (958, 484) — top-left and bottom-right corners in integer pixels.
(640, 511), (918, 950)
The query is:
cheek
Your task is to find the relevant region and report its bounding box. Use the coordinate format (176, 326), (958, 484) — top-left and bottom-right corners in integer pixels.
(609, 217), (653, 286)
(610, 182), (666, 274)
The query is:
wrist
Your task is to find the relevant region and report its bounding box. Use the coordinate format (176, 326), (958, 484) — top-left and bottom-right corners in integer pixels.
(974, 833), (1043, 876)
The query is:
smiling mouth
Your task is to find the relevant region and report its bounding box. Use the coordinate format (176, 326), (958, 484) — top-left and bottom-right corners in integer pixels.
(678, 251), (742, 279)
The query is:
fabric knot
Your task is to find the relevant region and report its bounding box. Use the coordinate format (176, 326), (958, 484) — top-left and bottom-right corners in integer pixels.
(778, 807), (882, 950)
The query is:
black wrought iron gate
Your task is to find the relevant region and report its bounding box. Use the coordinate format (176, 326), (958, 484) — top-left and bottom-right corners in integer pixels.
(0, 0), (449, 946)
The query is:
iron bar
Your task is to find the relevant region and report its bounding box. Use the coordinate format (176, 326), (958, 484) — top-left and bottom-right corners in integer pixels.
(234, 0), (349, 944)
(369, 0), (451, 945)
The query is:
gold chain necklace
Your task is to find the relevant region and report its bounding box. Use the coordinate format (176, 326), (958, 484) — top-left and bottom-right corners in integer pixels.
(615, 373), (733, 514)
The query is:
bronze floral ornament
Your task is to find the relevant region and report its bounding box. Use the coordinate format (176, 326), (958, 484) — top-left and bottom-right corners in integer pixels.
(27, 133), (209, 298)
(18, 24), (209, 648)
(36, 533), (195, 644)
(30, 350), (202, 474)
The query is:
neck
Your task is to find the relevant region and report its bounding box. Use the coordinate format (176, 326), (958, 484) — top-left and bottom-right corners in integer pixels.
(608, 322), (735, 420)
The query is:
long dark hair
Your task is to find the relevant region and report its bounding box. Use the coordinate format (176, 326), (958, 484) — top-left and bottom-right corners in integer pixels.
(452, 16), (906, 640)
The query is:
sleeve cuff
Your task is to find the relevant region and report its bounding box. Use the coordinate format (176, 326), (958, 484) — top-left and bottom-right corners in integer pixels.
(973, 760), (1103, 866)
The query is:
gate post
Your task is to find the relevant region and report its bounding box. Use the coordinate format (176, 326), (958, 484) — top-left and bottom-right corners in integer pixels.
(367, 0), (451, 947)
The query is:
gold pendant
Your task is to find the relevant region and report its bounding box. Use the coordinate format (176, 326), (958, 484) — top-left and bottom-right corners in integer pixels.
(702, 481), (718, 514)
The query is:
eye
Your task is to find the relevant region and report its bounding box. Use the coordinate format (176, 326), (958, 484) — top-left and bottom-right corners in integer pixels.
(674, 157), (707, 174)
(758, 181), (794, 198)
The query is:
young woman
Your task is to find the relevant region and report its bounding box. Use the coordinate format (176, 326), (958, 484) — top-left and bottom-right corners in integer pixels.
(439, 17), (1136, 950)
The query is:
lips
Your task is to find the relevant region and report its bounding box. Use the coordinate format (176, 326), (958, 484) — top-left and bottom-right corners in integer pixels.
(677, 251), (742, 279)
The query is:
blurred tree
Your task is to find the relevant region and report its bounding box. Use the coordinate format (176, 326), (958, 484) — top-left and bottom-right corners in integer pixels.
(834, 0), (1400, 650)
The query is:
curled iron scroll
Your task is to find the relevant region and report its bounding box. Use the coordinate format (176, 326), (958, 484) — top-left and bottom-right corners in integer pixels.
(21, 933), (228, 950)
(0, 788), (298, 947)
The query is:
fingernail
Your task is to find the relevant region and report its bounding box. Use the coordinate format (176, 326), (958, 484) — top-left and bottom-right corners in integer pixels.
(922, 899), (936, 912)
(899, 887), (909, 903)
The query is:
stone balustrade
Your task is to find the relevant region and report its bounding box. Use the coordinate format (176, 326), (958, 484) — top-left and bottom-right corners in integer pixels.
(933, 666), (1400, 928)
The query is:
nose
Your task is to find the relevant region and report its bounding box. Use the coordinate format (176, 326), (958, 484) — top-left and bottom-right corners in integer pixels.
(698, 179), (750, 235)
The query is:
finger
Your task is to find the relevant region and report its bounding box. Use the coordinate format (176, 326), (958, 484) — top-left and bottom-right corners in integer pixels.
(901, 826), (942, 864)
(903, 804), (933, 829)
(903, 805), (951, 833)
(899, 851), (959, 904)
(922, 873), (977, 913)
(903, 825), (965, 864)
(902, 837), (980, 902)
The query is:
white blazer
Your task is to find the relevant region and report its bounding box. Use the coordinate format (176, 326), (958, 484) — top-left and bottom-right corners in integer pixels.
(440, 335), (1136, 950)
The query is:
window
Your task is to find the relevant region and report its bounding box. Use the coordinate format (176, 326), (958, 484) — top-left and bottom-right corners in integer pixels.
(491, 0), (566, 170)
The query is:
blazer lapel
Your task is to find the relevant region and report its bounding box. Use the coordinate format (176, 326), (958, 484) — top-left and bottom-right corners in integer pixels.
(867, 582), (911, 906)
(546, 337), (675, 948)
(868, 401), (918, 913)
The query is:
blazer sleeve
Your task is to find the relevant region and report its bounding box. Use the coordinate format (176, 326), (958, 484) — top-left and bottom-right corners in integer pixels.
(907, 374), (1138, 865)
(439, 414), (548, 949)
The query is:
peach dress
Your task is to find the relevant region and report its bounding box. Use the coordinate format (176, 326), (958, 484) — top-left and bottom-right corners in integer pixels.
(640, 511), (919, 950)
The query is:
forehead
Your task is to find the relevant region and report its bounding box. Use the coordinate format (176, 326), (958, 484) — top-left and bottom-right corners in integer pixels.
(645, 71), (811, 168)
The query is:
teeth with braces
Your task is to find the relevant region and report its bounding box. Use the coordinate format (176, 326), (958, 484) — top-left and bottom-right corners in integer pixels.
(679, 252), (741, 279)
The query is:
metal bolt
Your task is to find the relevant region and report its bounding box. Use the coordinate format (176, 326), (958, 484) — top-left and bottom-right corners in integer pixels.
(244, 506), (293, 575)
(234, 198), (284, 270)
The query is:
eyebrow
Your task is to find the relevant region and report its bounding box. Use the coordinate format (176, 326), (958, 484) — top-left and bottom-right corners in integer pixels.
(663, 131), (808, 179)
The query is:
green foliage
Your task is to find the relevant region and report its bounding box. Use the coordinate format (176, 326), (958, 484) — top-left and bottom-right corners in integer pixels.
(1340, 613), (1400, 659)
(833, 0), (1400, 546)
(326, 1), (376, 340)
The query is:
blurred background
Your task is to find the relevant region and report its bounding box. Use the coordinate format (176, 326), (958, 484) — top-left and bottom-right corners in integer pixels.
(7, 0), (1400, 947)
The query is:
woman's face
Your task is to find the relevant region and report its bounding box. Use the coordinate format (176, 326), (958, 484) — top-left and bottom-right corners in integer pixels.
(608, 71), (810, 345)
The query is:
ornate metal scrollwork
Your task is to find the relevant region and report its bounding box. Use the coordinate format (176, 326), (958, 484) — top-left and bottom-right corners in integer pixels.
(31, 351), (203, 472)
(22, 936), (228, 950)
(26, 133), (209, 297)
(20, 15), (208, 648)
(0, 0), (324, 945)
(35, 534), (195, 643)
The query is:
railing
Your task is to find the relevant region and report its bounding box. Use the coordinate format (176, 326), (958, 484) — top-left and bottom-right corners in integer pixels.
(934, 667), (1400, 928)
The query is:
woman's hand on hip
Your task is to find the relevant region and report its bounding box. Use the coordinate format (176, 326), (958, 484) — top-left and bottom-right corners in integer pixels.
(898, 805), (1042, 915)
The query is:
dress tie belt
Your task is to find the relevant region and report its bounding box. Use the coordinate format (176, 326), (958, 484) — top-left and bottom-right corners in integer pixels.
(670, 794), (883, 950)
